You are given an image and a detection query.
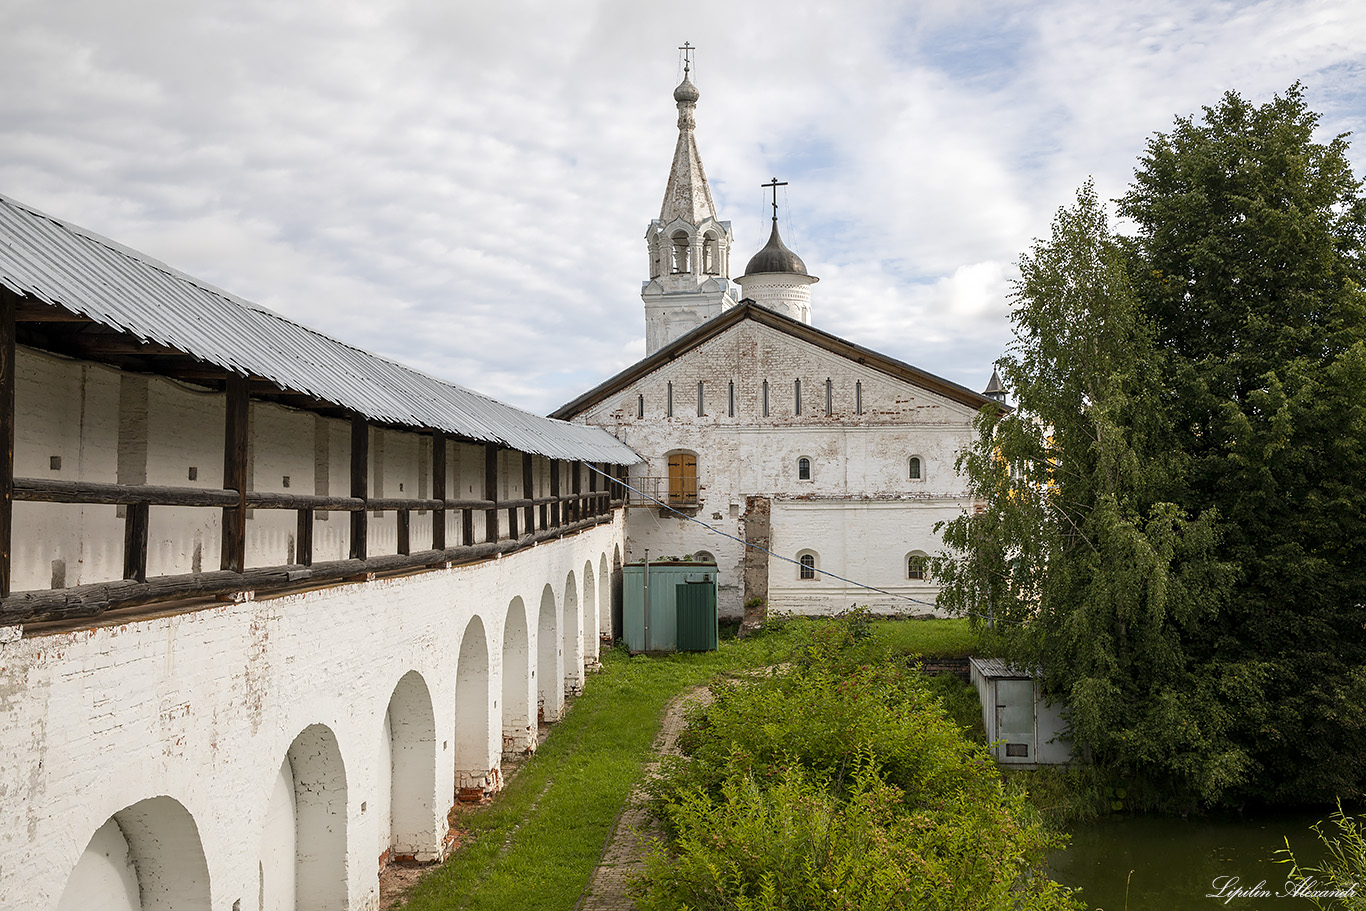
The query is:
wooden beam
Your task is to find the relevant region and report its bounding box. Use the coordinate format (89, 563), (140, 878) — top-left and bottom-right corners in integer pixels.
(431, 432), (447, 550)
(549, 460), (561, 528)
(73, 334), (184, 357)
(1, 512), (616, 625)
(122, 502), (149, 582)
(570, 460), (582, 522)
(397, 509), (410, 556)
(0, 294), (13, 597)
(350, 417), (368, 560)
(296, 508), (313, 567)
(522, 452), (535, 533)
(12, 301), (91, 322)
(484, 443), (499, 542)
(220, 375), (249, 573)
(16, 477), (238, 507)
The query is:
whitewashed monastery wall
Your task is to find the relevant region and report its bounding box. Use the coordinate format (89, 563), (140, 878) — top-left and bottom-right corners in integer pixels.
(2, 344), (625, 910)
(1, 510), (620, 911)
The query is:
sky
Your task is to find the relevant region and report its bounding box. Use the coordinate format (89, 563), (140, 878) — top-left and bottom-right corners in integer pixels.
(4, 0), (1366, 416)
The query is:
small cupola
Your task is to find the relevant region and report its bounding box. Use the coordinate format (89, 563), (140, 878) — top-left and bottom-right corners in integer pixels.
(735, 178), (818, 325)
(744, 219), (809, 276)
(984, 368), (1007, 404)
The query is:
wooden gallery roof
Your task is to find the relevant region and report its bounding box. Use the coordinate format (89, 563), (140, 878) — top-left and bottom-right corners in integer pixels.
(0, 192), (639, 465)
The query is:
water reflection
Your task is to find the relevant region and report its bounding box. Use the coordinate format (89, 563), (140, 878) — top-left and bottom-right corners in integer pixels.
(1050, 809), (1335, 911)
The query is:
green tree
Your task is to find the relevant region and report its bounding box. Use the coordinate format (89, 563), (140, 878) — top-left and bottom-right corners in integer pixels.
(937, 184), (1237, 807)
(940, 87), (1366, 808)
(1119, 85), (1366, 804)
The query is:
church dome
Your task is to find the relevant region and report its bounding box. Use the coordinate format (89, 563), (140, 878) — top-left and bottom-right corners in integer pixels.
(744, 219), (808, 275)
(673, 74), (700, 104)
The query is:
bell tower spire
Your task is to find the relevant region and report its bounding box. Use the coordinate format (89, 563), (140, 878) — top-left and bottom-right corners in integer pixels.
(642, 44), (737, 355)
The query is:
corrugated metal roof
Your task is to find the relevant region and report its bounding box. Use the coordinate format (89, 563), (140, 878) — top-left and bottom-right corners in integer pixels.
(969, 657), (1034, 679)
(0, 193), (639, 465)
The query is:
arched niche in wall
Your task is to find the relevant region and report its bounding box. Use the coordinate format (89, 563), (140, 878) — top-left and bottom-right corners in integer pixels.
(59, 796), (211, 911)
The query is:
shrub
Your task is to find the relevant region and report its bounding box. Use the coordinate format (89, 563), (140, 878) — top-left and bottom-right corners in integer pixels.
(640, 615), (1081, 911)
(1276, 800), (1366, 910)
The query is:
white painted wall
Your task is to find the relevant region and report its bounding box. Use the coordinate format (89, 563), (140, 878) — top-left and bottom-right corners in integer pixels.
(0, 487), (625, 911)
(573, 319), (982, 617)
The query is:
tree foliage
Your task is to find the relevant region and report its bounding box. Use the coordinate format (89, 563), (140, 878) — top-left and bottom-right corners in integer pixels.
(938, 86), (1366, 808)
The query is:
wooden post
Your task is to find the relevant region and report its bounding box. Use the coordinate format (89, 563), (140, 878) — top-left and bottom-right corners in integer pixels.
(522, 452), (535, 533)
(397, 509), (410, 555)
(588, 461), (598, 516)
(570, 460), (582, 522)
(431, 432), (446, 550)
(296, 508), (313, 566)
(123, 502), (149, 581)
(350, 417), (368, 560)
(220, 374), (249, 573)
(0, 294), (12, 597)
(484, 443), (499, 542)
(549, 460), (561, 528)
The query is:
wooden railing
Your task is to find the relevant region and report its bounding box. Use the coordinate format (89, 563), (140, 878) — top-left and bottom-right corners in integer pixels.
(2, 461), (628, 625)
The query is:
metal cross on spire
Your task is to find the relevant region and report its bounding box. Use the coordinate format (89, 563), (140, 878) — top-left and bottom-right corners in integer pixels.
(762, 177), (788, 220)
(679, 41), (693, 74)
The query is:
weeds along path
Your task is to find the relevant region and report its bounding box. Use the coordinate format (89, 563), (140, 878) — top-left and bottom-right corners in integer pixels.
(577, 685), (714, 911)
(392, 647), (747, 911)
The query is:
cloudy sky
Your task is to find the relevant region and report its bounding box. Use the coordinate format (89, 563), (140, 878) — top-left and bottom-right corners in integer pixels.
(4, 1), (1366, 415)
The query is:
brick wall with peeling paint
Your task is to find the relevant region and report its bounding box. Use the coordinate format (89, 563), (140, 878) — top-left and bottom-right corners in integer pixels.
(574, 319), (982, 617)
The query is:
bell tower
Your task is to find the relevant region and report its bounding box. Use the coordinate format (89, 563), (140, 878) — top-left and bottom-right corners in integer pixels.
(642, 44), (737, 355)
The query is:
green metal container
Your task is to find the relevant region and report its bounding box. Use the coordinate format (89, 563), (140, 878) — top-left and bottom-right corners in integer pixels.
(623, 561), (718, 653)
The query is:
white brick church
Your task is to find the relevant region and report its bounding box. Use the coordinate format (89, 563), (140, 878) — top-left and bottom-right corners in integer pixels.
(553, 60), (1005, 623)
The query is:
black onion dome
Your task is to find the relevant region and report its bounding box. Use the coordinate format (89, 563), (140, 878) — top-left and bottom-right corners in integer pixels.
(744, 219), (808, 275)
(673, 74), (700, 104)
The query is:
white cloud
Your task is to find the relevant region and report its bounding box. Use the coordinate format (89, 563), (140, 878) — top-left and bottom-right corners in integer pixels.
(2, 0), (1365, 413)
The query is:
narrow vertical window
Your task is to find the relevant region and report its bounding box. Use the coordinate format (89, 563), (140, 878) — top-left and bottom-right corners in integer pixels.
(637, 394), (644, 418)
(799, 553), (816, 580)
(728, 380), (735, 417)
(856, 381), (863, 415)
(763, 380), (770, 417)
(697, 381), (705, 416)
(825, 378), (833, 415)
(667, 381), (674, 417)
(794, 378), (802, 415)
(798, 457), (811, 480)
(909, 457), (922, 480)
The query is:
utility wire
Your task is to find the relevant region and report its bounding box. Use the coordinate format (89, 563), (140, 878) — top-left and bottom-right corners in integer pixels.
(585, 463), (1022, 626)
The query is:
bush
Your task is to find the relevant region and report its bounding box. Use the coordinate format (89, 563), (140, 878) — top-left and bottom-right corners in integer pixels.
(639, 612), (1081, 911)
(1276, 800), (1366, 910)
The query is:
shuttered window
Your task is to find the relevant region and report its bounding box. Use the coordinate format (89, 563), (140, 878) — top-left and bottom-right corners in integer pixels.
(667, 453), (698, 506)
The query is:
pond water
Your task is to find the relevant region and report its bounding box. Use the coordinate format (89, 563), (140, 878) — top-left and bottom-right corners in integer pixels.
(1050, 808), (1340, 911)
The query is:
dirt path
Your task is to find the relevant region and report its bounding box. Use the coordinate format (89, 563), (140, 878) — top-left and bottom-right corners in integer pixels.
(575, 685), (712, 911)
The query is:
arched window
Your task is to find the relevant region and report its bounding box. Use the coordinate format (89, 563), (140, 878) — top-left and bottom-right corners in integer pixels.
(799, 552), (817, 580)
(703, 232), (720, 274)
(907, 552), (928, 580)
(797, 457), (811, 480)
(694, 550), (715, 564)
(909, 456), (923, 480)
(667, 452), (698, 506)
(672, 231), (690, 273)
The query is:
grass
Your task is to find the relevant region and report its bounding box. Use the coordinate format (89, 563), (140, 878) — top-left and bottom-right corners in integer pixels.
(872, 615), (979, 658)
(393, 617), (973, 910)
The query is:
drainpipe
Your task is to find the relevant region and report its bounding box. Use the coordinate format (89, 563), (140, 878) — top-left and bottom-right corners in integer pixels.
(643, 548), (651, 652)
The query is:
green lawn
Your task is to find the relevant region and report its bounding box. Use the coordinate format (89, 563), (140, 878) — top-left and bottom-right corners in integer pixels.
(393, 618), (971, 910)
(872, 615), (979, 657)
